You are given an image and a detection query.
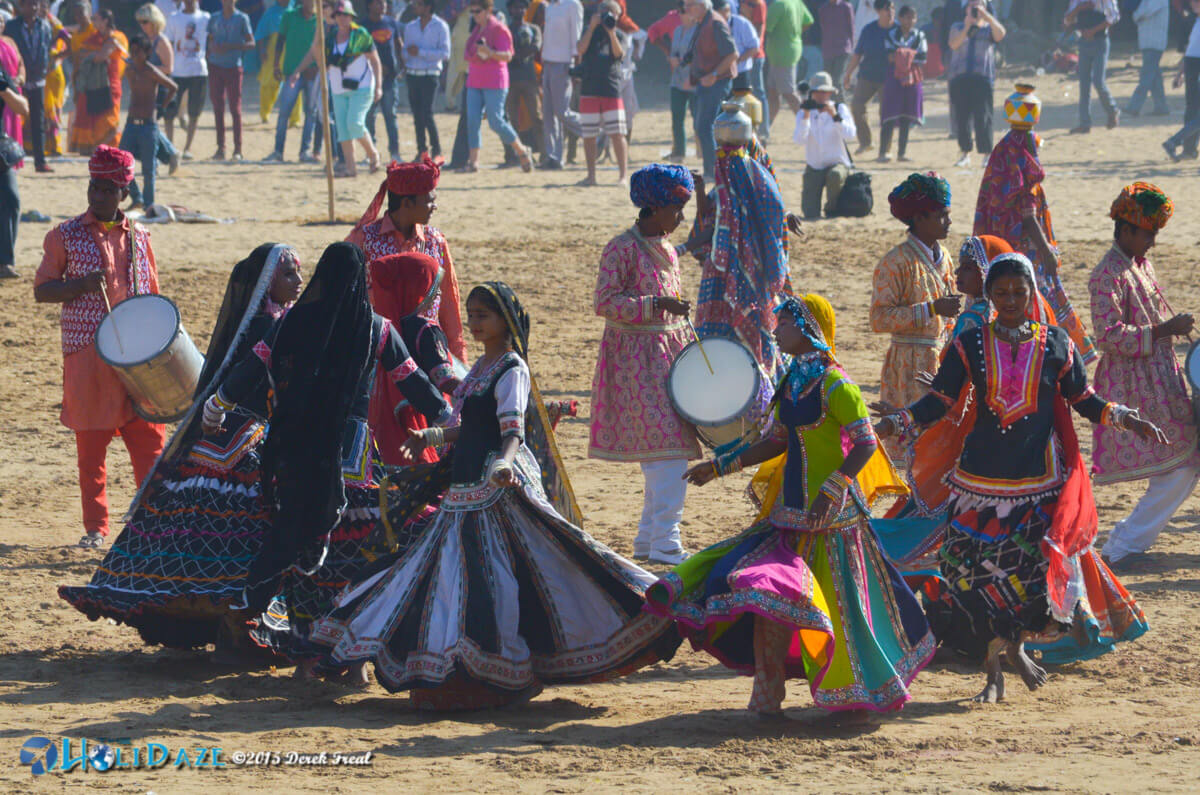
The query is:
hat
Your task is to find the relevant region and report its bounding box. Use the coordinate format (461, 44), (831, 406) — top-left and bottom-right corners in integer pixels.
(333, 0), (355, 15)
(354, 155), (443, 228)
(808, 71), (835, 93)
(629, 164), (694, 209)
(88, 145), (135, 187)
(1110, 182), (1173, 232)
(888, 172), (951, 224)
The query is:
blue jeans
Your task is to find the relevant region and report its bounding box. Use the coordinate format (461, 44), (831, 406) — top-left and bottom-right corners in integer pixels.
(466, 86), (518, 149)
(1164, 56), (1200, 153)
(154, 127), (176, 166)
(798, 48), (824, 82)
(1078, 36), (1116, 128)
(273, 73), (320, 157)
(120, 119), (158, 207)
(1127, 48), (1168, 115)
(748, 59), (768, 137)
(366, 74), (400, 155)
(694, 78), (732, 178)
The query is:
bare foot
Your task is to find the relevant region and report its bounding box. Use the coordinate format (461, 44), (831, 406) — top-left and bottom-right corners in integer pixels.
(972, 638), (1006, 703)
(972, 670), (1005, 703)
(1006, 641), (1047, 691)
(576, 176), (597, 187)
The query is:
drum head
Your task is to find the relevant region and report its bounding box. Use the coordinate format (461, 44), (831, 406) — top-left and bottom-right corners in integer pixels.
(1186, 340), (1200, 392)
(95, 295), (181, 366)
(668, 337), (761, 427)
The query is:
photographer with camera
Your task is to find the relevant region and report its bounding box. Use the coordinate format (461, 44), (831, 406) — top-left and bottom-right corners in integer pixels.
(947, 0), (1004, 167)
(575, 0), (629, 185)
(792, 71), (855, 219)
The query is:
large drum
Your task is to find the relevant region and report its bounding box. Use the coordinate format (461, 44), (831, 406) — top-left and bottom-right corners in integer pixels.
(1186, 340), (1200, 393)
(95, 295), (204, 423)
(668, 336), (762, 448)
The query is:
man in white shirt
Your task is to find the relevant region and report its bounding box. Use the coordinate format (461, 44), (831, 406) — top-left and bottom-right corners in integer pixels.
(164, 0), (210, 158)
(792, 71), (856, 219)
(539, 0), (583, 170)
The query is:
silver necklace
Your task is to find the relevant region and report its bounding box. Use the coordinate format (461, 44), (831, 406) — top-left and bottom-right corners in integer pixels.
(993, 320), (1033, 342)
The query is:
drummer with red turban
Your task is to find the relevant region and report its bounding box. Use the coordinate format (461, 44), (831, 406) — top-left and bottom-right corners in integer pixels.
(368, 252), (461, 466)
(346, 156), (466, 362)
(1089, 182), (1200, 569)
(870, 173), (960, 445)
(33, 145), (166, 548)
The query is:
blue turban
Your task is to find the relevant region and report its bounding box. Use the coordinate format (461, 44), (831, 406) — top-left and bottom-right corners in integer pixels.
(630, 164), (695, 209)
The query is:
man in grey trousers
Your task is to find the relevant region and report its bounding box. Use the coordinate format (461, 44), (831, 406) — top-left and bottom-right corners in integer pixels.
(538, 0), (583, 169)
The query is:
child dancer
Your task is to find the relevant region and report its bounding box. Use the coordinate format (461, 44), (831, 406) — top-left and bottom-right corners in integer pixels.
(311, 282), (680, 709)
(646, 294), (933, 718)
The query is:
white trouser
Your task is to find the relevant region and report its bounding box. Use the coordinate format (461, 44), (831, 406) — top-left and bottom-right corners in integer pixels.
(636, 459), (688, 556)
(1102, 464), (1200, 562)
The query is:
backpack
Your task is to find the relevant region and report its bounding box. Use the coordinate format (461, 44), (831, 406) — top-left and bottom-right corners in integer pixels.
(834, 171), (873, 217)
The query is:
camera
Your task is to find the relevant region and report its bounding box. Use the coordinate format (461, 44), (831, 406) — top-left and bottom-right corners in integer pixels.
(601, 10), (617, 28)
(796, 81), (820, 110)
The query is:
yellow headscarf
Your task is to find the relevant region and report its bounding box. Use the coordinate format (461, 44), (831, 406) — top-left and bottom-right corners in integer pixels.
(749, 294), (906, 522)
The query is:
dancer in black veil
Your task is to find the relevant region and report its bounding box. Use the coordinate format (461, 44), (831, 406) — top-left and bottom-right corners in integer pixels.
(203, 241), (451, 679)
(60, 243), (305, 654)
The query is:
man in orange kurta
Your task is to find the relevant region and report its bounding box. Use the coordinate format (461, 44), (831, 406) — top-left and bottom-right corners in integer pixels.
(33, 146), (165, 548)
(870, 173), (959, 452)
(345, 157), (467, 361)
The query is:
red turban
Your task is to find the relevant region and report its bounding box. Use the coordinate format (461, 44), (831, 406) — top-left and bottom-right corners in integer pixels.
(368, 252), (442, 324)
(89, 145), (135, 187)
(355, 155), (442, 229)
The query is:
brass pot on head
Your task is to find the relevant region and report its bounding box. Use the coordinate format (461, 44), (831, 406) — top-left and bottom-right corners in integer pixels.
(713, 100), (754, 147)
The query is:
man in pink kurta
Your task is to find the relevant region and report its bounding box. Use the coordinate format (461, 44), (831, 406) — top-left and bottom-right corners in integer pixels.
(33, 147), (166, 548)
(1089, 182), (1199, 566)
(346, 157), (467, 361)
(590, 164), (700, 566)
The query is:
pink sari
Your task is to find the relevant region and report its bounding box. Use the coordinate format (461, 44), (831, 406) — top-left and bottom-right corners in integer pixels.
(0, 37), (24, 163)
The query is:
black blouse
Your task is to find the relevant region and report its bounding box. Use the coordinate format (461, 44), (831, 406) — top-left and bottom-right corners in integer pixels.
(909, 323), (1109, 499)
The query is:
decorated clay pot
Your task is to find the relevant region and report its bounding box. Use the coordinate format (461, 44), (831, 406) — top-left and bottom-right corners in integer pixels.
(1004, 83), (1041, 130)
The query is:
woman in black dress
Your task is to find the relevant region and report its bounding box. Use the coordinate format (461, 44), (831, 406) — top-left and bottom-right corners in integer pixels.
(876, 254), (1163, 702)
(203, 241), (451, 680)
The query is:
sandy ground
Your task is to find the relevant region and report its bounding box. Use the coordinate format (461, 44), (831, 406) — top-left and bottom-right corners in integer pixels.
(4, 59), (1200, 792)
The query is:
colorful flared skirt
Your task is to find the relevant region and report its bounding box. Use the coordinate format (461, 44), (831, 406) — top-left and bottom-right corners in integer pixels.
(310, 465), (681, 709)
(248, 458), (452, 659)
(927, 494), (1147, 663)
(59, 417), (272, 649)
(644, 517), (936, 712)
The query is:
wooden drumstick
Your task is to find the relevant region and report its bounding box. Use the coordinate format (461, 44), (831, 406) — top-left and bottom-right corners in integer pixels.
(100, 287), (126, 356)
(686, 317), (715, 375)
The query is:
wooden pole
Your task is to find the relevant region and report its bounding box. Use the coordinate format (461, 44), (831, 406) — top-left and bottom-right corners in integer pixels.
(314, 12), (335, 222)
